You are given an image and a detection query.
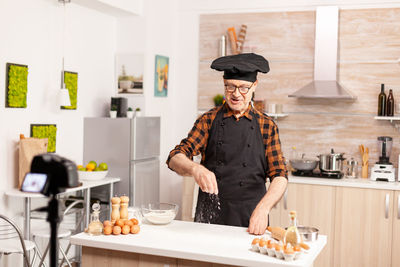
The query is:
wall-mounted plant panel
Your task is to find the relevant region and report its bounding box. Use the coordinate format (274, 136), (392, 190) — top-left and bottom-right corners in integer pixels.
(30, 124), (57, 153)
(61, 71), (78, 110)
(6, 63), (28, 108)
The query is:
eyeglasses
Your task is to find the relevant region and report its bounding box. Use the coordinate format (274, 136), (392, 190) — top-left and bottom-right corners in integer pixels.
(224, 82), (254, 95)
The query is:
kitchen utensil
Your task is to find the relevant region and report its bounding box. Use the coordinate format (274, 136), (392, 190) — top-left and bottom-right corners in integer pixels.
(318, 149), (345, 173)
(297, 226), (319, 242)
(371, 136), (395, 182)
(141, 203), (179, 225)
(289, 153), (319, 171)
(345, 158), (358, 179)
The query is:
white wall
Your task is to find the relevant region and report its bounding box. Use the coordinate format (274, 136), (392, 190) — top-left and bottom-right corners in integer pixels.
(0, 0), (116, 219)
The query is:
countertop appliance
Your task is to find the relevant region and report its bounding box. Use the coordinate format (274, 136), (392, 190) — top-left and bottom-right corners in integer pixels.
(83, 117), (160, 207)
(371, 136), (395, 182)
(291, 169), (343, 179)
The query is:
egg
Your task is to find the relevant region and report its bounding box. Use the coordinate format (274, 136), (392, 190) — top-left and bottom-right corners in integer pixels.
(130, 224), (140, 234)
(103, 220), (112, 227)
(251, 238), (260, 252)
(130, 218), (139, 225)
(122, 225), (130, 235)
(124, 220), (134, 227)
(112, 225), (121, 235)
(115, 219), (125, 228)
(251, 238), (260, 245)
(294, 245), (301, 252)
(103, 225), (112, 235)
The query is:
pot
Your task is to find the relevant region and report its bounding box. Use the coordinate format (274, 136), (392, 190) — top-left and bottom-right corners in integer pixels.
(289, 154), (319, 171)
(318, 148), (345, 173)
(298, 226), (319, 242)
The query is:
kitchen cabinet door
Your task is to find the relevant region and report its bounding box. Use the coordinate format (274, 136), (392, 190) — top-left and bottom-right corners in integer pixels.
(334, 187), (393, 267)
(282, 183), (335, 267)
(392, 191), (400, 267)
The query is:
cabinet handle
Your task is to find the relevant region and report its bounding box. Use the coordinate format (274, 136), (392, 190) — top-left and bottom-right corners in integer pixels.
(397, 194), (400, 220)
(283, 189), (287, 210)
(385, 193), (389, 219)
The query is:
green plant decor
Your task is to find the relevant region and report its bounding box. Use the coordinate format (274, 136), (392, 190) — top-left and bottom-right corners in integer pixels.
(6, 63), (28, 108)
(213, 94), (224, 107)
(118, 65), (134, 81)
(135, 107), (141, 111)
(61, 71), (78, 110)
(31, 124), (57, 152)
(127, 107), (133, 111)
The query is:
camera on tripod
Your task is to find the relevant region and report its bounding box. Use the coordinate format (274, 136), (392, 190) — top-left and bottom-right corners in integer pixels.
(20, 153), (79, 267)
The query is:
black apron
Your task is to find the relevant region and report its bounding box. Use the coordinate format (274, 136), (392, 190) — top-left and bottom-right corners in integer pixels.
(194, 107), (267, 227)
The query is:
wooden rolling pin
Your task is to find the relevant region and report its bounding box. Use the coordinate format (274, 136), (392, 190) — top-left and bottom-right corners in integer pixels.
(267, 226), (310, 250)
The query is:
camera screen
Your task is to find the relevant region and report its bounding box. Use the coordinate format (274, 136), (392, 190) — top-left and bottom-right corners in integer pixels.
(21, 173), (48, 193)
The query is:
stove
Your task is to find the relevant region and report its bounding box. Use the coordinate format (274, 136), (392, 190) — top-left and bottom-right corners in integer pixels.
(291, 170), (343, 179)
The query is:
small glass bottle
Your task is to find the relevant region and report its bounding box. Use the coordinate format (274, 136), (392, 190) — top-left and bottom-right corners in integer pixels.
(88, 202), (103, 236)
(386, 89), (394, 116)
(284, 211), (301, 247)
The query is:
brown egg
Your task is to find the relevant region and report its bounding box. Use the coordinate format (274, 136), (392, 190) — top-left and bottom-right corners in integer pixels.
(130, 224), (140, 234)
(112, 225), (121, 235)
(124, 220), (133, 227)
(251, 238), (260, 245)
(115, 219), (125, 228)
(130, 218), (139, 225)
(122, 225), (130, 235)
(103, 225), (112, 235)
(259, 239), (266, 248)
(103, 220), (112, 227)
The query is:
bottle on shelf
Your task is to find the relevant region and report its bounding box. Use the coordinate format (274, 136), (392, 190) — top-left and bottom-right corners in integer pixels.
(283, 210), (301, 247)
(378, 84), (387, 116)
(386, 89), (394, 117)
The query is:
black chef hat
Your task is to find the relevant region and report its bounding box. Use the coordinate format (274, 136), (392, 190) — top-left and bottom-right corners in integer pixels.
(210, 53), (270, 82)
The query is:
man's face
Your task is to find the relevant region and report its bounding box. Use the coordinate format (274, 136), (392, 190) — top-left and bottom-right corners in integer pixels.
(224, 79), (257, 114)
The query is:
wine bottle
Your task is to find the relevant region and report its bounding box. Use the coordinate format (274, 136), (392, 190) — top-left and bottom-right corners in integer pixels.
(387, 89), (394, 116)
(378, 84), (386, 116)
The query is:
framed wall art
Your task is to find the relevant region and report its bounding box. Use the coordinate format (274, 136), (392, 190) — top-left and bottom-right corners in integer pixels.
(30, 124), (57, 153)
(154, 55), (168, 97)
(115, 53), (144, 95)
(5, 63), (28, 108)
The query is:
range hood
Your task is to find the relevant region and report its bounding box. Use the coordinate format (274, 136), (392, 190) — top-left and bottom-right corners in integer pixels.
(289, 6), (356, 100)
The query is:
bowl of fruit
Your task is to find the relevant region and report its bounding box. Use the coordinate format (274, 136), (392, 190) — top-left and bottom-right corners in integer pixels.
(77, 161), (109, 181)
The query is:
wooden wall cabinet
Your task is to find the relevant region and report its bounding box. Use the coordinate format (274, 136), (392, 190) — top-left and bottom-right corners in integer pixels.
(269, 184), (400, 267)
(269, 183), (335, 267)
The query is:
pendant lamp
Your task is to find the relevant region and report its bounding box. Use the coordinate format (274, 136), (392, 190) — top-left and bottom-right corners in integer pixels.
(59, 0), (71, 107)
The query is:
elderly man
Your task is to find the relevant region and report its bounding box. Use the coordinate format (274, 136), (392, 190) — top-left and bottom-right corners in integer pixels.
(167, 53), (288, 235)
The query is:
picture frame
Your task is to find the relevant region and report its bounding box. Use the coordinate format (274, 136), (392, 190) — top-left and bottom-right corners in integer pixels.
(115, 53), (144, 95)
(61, 71), (78, 110)
(30, 124), (57, 153)
(5, 62), (28, 108)
(154, 55), (169, 97)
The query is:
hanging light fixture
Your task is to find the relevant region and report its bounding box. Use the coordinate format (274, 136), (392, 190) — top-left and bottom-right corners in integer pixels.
(59, 0), (71, 107)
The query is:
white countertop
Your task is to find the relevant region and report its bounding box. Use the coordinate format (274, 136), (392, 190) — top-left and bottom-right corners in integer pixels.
(71, 220), (326, 267)
(289, 174), (400, 190)
(5, 177), (120, 198)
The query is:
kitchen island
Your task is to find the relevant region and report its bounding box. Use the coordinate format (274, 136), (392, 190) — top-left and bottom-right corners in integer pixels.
(71, 220), (326, 267)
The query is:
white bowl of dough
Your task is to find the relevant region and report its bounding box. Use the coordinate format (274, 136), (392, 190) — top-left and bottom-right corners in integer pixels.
(141, 203), (179, 225)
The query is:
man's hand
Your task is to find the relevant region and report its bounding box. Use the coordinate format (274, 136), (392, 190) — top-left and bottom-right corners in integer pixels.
(248, 205), (269, 235)
(192, 164), (218, 194)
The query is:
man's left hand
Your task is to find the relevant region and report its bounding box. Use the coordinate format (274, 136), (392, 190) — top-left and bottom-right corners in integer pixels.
(248, 205), (269, 235)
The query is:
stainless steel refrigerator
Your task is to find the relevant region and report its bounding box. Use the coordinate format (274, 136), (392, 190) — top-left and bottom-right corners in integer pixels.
(83, 117), (160, 207)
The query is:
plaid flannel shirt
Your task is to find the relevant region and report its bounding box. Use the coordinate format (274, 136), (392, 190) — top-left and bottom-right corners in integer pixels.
(167, 103), (288, 182)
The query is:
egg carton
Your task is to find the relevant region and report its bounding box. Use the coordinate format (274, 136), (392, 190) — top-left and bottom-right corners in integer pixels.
(250, 237), (304, 261)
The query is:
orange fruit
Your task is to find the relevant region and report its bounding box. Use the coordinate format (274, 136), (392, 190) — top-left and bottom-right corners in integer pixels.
(86, 163), (96, 171)
(115, 219), (125, 228)
(130, 218), (139, 225)
(112, 226), (121, 235)
(130, 224), (140, 234)
(77, 165), (83, 170)
(122, 225), (130, 235)
(124, 220), (133, 227)
(103, 225), (112, 235)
